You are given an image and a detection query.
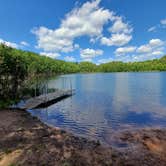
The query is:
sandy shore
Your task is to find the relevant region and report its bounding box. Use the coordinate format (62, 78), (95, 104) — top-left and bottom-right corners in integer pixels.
(0, 109), (166, 166)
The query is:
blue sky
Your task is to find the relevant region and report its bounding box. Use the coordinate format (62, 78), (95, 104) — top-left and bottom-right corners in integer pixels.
(0, 0), (166, 63)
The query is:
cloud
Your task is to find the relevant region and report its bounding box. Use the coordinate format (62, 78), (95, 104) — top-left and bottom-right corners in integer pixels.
(97, 57), (114, 64)
(112, 38), (165, 62)
(131, 52), (164, 62)
(33, 0), (133, 58)
(82, 58), (93, 62)
(74, 44), (80, 49)
(101, 33), (132, 46)
(101, 13), (133, 47)
(33, 0), (112, 53)
(0, 38), (18, 48)
(148, 18), (166, 32)
(152, 51), (164, 56)
(20, 41), (30, 46)
(149, 39), (164, 47)
(132, 39), (165, 61)
(32, 26), (74, 53)
(90, 36), (102, 44)
(40, 52), (61, 59)
(108, 18), (133, 34)
(148, 26), (156, 32)
(137, 45), (152, 54)
(0, 39), (30, 49)
(137, 39), (164, 53)
(64, 56), (76, 62)
(115, 46), (136, 55)
(99, 38), (165, 63)
(161, 19), (166, 25)
(80, 48), (103, 59)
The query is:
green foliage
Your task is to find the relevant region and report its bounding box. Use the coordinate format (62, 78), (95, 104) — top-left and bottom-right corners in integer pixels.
(79, 62), (97, 72)
(0, 43), (166, 108)
(99, 57), (166, 72)
(0, 44), (166, 77)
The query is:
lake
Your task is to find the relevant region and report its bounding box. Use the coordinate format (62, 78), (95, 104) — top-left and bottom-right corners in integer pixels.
(28, 72), (166, 145)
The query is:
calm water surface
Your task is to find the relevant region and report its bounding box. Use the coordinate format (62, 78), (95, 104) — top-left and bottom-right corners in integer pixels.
(28, 73), (166, 145)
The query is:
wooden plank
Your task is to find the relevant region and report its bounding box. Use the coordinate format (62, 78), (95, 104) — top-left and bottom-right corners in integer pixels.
(21, 89), (74, 109)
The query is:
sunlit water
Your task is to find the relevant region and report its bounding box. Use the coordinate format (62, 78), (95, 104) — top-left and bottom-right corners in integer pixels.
(28, 73), (166, 145)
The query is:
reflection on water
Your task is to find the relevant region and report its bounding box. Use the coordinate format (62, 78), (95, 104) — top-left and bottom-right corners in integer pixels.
(28, 72), (166, 145)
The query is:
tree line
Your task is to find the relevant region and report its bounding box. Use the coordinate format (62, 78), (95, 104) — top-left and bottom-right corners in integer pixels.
(0, 44), (166, 107)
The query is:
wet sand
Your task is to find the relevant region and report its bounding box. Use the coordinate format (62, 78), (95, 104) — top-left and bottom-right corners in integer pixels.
(0, 109), (166, 166)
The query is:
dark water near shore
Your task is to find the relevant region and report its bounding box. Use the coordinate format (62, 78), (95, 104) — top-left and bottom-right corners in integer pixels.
(28, 72), (166, 145)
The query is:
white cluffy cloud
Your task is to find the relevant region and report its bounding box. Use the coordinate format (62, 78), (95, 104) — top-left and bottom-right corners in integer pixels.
(40, 52), (60, 59)
(101, 15), (133, 46)
(112, 38), (165, 62)
(64, 56), (76, 62)
(115, 46), (136, 55)
(0, 38), (18, 48)
(97, 57), (114, 64)
(101, 33), (132, 46)
(108, 18), (132, 34)
(33, 0), (133, 59)
(152, 51), (164, 56)
(33, 0), (112, 53)
(161, 19), (166, 25)
(137, 39), (164, 53)
(80, 48), (103, 60)
(20, 41), (29, 46)
(137, 45), (152, 54)
(0, 38), (30, 48)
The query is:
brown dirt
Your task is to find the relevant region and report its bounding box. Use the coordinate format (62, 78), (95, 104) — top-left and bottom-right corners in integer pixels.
(109, 128), (166, 166)
(0, 109), (118, 166)
(0, 109), (166, 166)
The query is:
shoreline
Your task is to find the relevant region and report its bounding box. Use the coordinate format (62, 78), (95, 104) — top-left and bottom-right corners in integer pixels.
(0, 108), (166, 166)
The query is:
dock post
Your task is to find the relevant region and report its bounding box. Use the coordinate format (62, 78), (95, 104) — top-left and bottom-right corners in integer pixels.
(70, 78), (72, 95)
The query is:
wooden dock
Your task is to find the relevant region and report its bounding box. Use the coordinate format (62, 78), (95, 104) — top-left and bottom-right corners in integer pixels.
(21, 89), (74, 109)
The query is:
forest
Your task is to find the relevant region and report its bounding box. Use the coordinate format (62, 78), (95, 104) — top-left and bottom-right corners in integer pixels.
(0, 44), (166, 106)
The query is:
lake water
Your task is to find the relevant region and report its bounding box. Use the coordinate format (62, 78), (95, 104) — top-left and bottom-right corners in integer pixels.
(28, 72), (166, 145)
